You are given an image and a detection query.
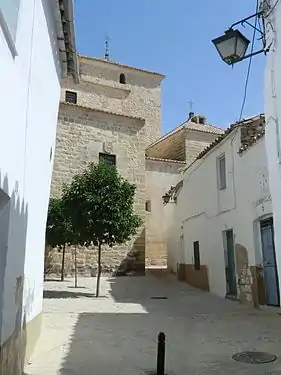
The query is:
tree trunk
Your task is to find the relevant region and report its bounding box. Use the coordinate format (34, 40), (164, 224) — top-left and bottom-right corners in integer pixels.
(74, 245), (78, 288)
(61, 243), (66, 282)
(96, 243), (102, 297)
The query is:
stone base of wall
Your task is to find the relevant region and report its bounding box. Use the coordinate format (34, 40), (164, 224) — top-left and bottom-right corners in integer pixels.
(0, 329), (25, 375)
(145, 242), (167, 267)
(177, 262), (267, 309)
(0, 312), (41, 375)
(45, 229), (146, 278)
(177, 263), (209, 291)
(250, 265), (266, 307)
(25, 312), (42, 364)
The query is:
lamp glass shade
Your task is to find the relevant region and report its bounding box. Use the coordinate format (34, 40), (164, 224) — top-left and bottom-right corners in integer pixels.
(212, 29), (250, 65)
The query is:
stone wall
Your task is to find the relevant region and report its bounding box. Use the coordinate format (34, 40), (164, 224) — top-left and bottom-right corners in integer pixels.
(185, 130), (220, 166)
(61, 56), (164, 146)
(48, 56), (167, 276)
(50, 103), (146, 276)
(145, 158), (183, 266)
(46, 230), (145, 278)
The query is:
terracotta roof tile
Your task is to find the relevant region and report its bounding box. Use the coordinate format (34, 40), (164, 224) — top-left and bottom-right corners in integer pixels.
(196, 114), (265, 160)
(185, 121), (224, 134)
(60, 102), (145, 122)
(238, 129), (265, 154)
(146, 156), (186, 164)
(146, 119), (224, 151)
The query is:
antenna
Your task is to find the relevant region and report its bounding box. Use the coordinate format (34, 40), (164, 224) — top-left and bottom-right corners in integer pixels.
(105, 35), (110, 61)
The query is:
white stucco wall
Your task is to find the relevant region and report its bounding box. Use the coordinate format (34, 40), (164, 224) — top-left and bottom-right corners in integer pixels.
(0, 0), (61, 343)
(173, 129), (271, 298)
(264, 0), (281, 307)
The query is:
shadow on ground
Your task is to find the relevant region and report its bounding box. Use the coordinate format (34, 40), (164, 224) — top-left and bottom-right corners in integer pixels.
(57, 272), (281, 375)
(44, 278), (71, 283)
(43, 290), (95, 299)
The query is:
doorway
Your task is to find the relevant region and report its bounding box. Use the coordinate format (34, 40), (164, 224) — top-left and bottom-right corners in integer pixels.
(223, 229), (237, 296)
(260, 217), (280, 306)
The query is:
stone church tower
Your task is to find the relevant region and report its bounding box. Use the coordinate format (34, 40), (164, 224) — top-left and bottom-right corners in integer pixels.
(50, 55), (165, 276)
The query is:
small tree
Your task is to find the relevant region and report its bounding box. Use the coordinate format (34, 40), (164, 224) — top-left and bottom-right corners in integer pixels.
(46, 197), (74, 281)
(62, 162), (142, 297)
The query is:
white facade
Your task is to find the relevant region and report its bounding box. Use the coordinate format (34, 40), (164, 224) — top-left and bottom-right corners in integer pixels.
(171, 117), (272, 302)
(0, 0), (77, 355)
(264, 0), (281, 307)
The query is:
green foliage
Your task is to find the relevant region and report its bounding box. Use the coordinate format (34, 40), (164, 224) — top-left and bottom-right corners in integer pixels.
(62, 162), (142, 247)
(46, 197), (75, 248)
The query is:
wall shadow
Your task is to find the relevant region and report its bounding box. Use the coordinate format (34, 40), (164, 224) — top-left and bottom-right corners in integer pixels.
(0, 171), (29, 374)
(57, 275), (280, 375)
(43, 290), (94, 299)
(59, 312), (159, 375)
(114, 228), (146, 276)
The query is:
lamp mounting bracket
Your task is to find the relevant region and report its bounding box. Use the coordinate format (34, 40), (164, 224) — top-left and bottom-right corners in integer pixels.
(229, 11), (265, 37)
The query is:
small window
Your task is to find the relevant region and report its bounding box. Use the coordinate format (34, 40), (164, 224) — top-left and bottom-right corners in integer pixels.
(193, 241), (200, 270)
(119, 73), (126, 84)
(65, 90), (77, 104)
(99, 153), (116, 166)
(145, 200), (151, 212)
(217, 154), (226, 190)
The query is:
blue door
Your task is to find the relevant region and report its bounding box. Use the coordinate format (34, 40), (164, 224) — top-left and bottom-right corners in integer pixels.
(260, 218), (280, 306)
(225, 229), (237, 296)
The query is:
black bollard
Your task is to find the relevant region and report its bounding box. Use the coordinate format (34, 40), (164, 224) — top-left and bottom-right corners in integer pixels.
(156, 332), (165, 375)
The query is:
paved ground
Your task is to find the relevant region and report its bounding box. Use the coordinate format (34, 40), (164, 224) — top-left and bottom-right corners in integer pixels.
(25, 272), (281, 375)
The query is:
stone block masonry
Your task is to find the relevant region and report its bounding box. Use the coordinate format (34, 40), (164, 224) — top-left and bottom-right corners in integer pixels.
(48, 56), (166, 276)
(61, 56), (164, 147)
(50, 103), (146, 276)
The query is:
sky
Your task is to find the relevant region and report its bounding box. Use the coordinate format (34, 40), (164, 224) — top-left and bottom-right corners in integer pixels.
(74, 0), (265, 134)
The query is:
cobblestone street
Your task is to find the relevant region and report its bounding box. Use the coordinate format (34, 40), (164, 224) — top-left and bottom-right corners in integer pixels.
(25, 272), (281, 375)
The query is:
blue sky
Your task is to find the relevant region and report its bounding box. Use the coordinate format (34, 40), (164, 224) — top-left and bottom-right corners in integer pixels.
(74, 0), (264, 133)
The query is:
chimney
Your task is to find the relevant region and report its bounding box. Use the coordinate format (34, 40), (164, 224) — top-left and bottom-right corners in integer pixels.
(198, 115), (206, 124)
(189, 114), (206, 124)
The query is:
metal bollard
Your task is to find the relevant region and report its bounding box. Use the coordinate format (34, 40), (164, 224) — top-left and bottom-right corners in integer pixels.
(156, 332), (165, 375)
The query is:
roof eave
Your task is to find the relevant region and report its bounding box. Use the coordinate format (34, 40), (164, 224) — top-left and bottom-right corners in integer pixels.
(79, 55), (165, 79)
(59, 0), (79, 84)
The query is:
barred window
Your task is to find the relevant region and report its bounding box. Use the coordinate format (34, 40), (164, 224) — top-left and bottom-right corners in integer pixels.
(65, 91), (77, 104)
(99, 153), (116, 166)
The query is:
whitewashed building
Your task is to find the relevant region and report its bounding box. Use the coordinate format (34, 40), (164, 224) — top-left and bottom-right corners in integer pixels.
(169, 114), (279, 308)
(0, 1), (78, 373)
(263, 0), (281, 309)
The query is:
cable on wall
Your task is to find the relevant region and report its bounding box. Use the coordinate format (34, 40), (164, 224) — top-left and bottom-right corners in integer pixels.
(238, 0), (260, 121)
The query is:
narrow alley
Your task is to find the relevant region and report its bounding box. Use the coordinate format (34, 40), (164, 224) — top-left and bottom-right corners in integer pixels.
(25, 272), (281, 375)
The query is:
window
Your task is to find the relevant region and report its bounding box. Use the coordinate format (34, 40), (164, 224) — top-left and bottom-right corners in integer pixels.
(193, 241), (200, 270)
(217, 154), (226, 190)
(119, 73), (126, 84)
(0, 0), (20, 42)
(99, 153), (116, 166)
(145, 200), (151, 212)
(65, 91), (77, 104)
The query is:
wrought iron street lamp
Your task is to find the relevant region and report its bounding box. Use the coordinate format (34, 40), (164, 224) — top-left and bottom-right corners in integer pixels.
(212, 10), (267, 65)
(212, 29), (250, 65)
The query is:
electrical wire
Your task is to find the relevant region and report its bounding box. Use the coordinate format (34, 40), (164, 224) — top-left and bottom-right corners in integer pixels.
(238, 0), (260, 121)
